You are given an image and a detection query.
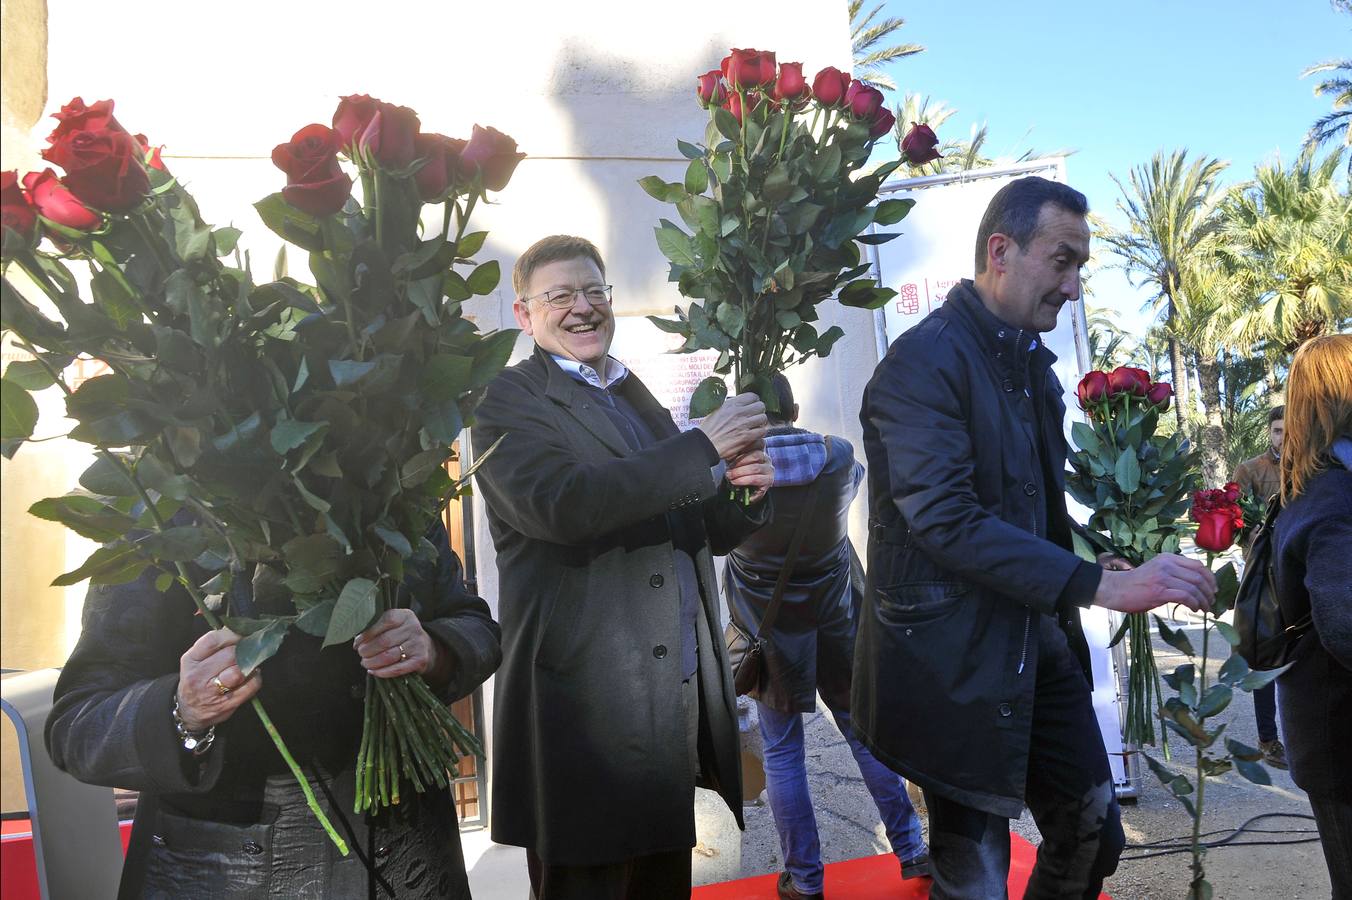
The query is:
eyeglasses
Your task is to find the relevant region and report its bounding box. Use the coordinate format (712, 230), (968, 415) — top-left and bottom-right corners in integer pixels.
(523, 285), (614, 309)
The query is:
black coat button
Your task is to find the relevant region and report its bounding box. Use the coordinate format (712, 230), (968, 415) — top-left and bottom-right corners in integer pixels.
(1002, 379), (1014, 392)
(998, 702), (1013, 717)
(1023, 482), (1037, 496)
(375, 845), (391, 859)
(653, 644), (668, 659)
(242, 840), (263, 856)
(649, 574), (664, 588)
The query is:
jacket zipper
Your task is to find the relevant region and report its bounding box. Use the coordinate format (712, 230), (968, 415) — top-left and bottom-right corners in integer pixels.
(1017, 611), (1032, 674)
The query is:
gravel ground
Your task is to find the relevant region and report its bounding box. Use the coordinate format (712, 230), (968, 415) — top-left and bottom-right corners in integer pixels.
(712, 617), (1332, 899)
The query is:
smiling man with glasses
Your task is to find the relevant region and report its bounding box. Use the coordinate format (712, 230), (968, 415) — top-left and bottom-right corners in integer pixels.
(472, 235), (775, 900)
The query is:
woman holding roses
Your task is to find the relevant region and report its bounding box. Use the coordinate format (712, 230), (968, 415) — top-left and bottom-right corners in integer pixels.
(1270, 334), (1352, 898)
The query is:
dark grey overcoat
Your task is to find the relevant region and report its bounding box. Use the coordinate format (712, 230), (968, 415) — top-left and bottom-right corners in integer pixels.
(471, 347), (766, 865)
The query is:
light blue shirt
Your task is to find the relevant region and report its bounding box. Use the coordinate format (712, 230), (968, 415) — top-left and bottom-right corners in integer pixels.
(550, 354), (629, 390)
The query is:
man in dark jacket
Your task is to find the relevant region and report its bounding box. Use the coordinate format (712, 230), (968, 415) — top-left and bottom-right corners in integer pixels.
(854, 177), (1217, 899)
(725, 374), (927, 900)
(471, 235), (774, 900)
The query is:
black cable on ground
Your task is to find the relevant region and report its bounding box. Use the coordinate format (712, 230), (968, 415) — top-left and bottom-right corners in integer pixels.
(1119, 813), (1322, 861)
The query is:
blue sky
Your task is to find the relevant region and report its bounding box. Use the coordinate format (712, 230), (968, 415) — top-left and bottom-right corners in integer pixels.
(869, 0), (1349, 329)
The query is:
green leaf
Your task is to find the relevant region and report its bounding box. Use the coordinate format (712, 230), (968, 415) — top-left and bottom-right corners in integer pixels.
(1233, 757), (1272, 786)
(470, 329), (519, 390)
(78, 456), (139, 496)
(421, 354), (474, 402)
(873, 197), (916, 226)
(647, 315), (689, 336)
(270, 419), (327, 456)
(1238, 666), (1289, 692)
(52, 544), (146, 587)
(328, 354), (402, 393)
(28, 494), (136, 542)
(684, 159), (709, 195)
(713, 106), (741, 142)
(655, 221), (698, 268)
(323, 577), (380, 647)
(3, 357), (65, 391)
(466, 260), (500, 295)
(292, 477), (331, 513)
(254, 193), (325, 252)
(282, 533), (344, 594)
(235, 618), (289, 676)
(89, 267), (140, 330)
(1218, 652), (1250, 686)
(1144, 752), (1193, 798)
(1213, 621), (1240, 647)
(1213, 561), (1239, 614)
(373, 524), (413, 557)
(455, 231), (488, 259)
(1225, 737), (1264, 762)
(401, 447), (452, 488)
(838, 279), (894, 310)
(0, 378), (38, 442)
(164, 270), (216, 348)
(639, 175), (673, 202)
(1154, 615), (1196, 656)
(1071, 421), (1101, 455)
(213, 227), (242, 256)
(135, 526), (210, 561)
(676, 139), (704, 160)
(688, 376), (728, 419)
(294, 598), (336, 637)
(155, 572), (176, 593)
(715, 303), (746, 338)
(1114, 448), (1141, 495)
(1197, 684), (1232, 718)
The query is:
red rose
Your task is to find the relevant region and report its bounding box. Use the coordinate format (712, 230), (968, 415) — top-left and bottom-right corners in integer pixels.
(1077, 371), (1110, 408)
(1, 171), (38, 242)
(458, 125), (525, 193)
(1223, 481), (1241, 504)
(1194, 509), (1237, 553)
(359, 102), (421, 170)
(271, 124), (353, 216)
(1145, 381), (1173, 410)
(696, 70), (727, 109)
(844, 82), (885, 120)
(901, 123), (942, 165)
(413, 133), (466, 201)
(22, 169), (101, 231)
(1107, 365), (1151, 397)
(723, 91), (763, 125)
(811, 67), (851, 107)
(771, 62), (810, 105)
(869, 106), (896, 139)
(42, 127), (150, 213)
(133, 134), (167, 172)
(721, 48), (777, 91)
(332, 94), (380, 150)
(47, 98), (126, 144)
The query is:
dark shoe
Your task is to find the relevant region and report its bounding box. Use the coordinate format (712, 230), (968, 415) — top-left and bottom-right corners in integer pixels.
(1260, 738), (1289, 770)
(901, 852), (931, 880)
(777, 871), (824, 900)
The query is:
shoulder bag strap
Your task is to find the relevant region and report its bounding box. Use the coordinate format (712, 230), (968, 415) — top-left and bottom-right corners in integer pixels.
(755, 439), (828, 638)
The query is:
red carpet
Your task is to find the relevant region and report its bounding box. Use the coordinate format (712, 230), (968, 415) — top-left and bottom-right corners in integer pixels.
(692, 834), (1110, 899)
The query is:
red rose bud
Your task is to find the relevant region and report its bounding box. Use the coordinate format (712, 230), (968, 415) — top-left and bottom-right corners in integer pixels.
(358, 102), (421, 170)
(1145, 381), (1173, 409)
(868, 106), (896, 139)
(1107, 365), (1151, 397)
(1077, 371), (1110, 408)
(332, 94), (380, 150)
(721, 48), (777, 91)
(901, 122), (942, 165)
(22, 169), (101, 231)
(844, 81), (885, 120)
(724, 91), (763, 125)
(133, 134), (167, 172)
(413, 133), (466, 201)
(696, 70), (727, 109)
(1223, 481), (1241, 503)
(459, 125), (525, 193)
(771, 62), (810, 104)
(41, 127), (150, 213)
(811, 67), (851, 108)
(1, 171), (38, 243)
(47, 97), (126, 144)
(271, 124), (353, 216)
(1194, 510), (1237, 553)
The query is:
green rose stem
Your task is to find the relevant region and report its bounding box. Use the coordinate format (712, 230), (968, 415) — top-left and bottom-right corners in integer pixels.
(13, 340), (350, 856)
(1187, 551), (1216, 897)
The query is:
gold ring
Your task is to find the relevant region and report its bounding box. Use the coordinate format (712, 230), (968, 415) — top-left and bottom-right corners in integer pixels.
(398, 644), (408, 661)
(211, 675), (231, 696)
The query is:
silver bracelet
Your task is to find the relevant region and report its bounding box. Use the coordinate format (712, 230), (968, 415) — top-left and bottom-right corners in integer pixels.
(172, 694), (216, 756)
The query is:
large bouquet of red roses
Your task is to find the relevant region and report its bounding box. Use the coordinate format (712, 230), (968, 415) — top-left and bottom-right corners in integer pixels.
(1, 95), (522, 850)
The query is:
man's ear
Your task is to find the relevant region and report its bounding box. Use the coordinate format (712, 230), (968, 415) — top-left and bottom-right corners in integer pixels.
(512, 299), (534, 336)
(791, 403), (800, 423)
(987, 234), (1012, 274)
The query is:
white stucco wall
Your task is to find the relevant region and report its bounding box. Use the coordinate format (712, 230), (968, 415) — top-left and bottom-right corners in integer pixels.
(23, 0), (870, 875)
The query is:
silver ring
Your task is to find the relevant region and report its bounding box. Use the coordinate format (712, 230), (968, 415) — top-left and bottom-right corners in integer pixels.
(398, 644), (408, 662)
(211, 675), (231, 696)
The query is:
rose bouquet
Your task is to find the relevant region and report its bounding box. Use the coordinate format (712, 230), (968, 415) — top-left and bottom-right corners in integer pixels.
(640, 50), (938, 426)
(1065, 365), (1200, 749)
(1, 95), (523, 850)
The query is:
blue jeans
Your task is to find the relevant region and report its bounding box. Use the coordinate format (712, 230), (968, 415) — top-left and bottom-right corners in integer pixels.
(757, 701), (926, 895)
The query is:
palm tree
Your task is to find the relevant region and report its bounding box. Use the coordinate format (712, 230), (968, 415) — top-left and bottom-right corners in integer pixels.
(850, 1), (924, 91)
(1085, 305), (1135, 370)
(1301, 1), (1352, 171)
(1099, 150), (1230, 432)
(1219, 147), (1352, 355)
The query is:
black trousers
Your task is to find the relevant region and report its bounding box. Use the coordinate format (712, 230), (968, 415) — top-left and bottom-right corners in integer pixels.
(1308, 791), (1352, 900)
(923, 614), (1125, 900)
(526, 678), (700, 900)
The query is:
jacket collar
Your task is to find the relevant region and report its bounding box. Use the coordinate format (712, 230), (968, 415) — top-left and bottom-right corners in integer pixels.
(944, 280), (1057, 382)
(532, 345), (676, 455)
